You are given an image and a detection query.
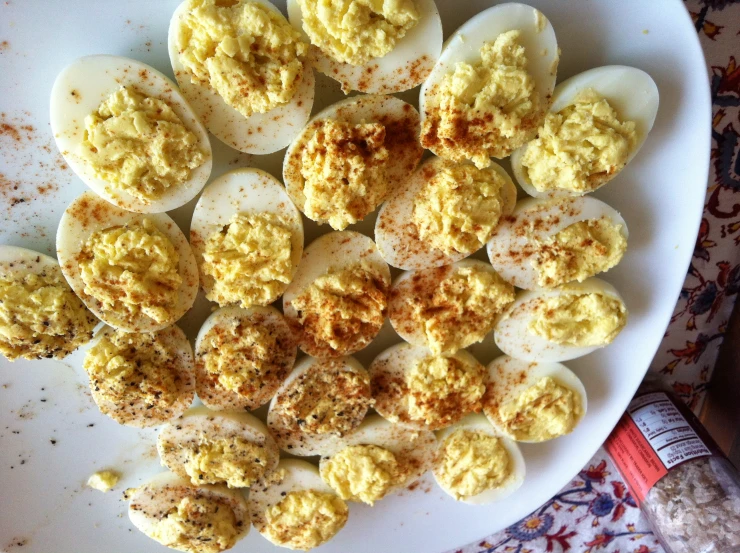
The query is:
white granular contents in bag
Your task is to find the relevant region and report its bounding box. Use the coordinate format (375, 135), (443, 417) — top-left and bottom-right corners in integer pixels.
(645, 457), (740, 553)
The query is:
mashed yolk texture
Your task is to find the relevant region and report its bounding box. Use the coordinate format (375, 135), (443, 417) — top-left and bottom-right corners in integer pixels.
(177, 0), (308, 117)
(201, 212), (294, 307)
(173, 436), (268, 488)
(422, 30), (543, 167)
(297, 0), (420, 65)
(321, 444), (399, 505)
(79, 218), (182, 324)
(264, 489), (348, 550)
(521, 88), (637, 194)
(81, 85), (206, 203)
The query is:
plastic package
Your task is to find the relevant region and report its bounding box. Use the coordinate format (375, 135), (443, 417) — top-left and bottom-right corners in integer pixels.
(605, 376), (740, 553)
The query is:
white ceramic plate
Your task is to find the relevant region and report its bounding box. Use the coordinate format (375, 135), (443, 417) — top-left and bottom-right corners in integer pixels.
(0, 1), (709, 553)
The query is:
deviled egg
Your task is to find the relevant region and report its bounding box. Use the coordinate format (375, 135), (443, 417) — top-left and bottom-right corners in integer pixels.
(168, 0), (314, 154)
(420, 3), (558, 167)
(483, 356), (587, 442)
(56, 191), (199, 333)
(158, 406), (279, 488)
(195, 306), (297, 411)
(267, 356), (372, 456)
(283, 94), (423, 230)
(127, 471), (249, 553)
(370, 344), (486, 431)
(50, 55), (212, 213)
(375, 156), (516, 270)
(83, 325), (195, 427)
(0, 245), (97, 361)
(283, 231), (390, 358)
(319, 414), (436, 505)
(388, 260), (515, 355)
(511, 65), (659, 198)
(433, 414), (524, 504)
(249, 459), (349, 551)
(494, 278), (628, 362)
(287, 0), (443, 94)
(190, 168), (304, 308)
(487, 196), (628, 289)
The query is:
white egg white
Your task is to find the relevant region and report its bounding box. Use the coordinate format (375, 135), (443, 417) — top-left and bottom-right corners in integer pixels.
(286, 0), (442, 94)
(419, 3), (559, 160)
(86, 324), (195, 428)
(168, 0), (315, 155)
(388, 259), (512, 352)
(487, 196), (629, 290)
(483, 356), (587, 442)
(157, 405), (280, 486)
(511, 65), (660, 198)
(195, 305), (297, 411)
(375, 156), (517, 271)
(283, 94), (423, 228)
(494, 277), (627, 362)
(267, 355), (371, 456)
(190, 167), (304, 305)
(283, 231), (391, 358)
(369, 343), (484, 431)
(49, 55), (212, 213)
(56, 191), (199, 332)
(0, 245), (65, 283)
(248, 459), (347, 548)
(319, 414), (437, 502)
(128, 471), (250, 551)
(433, 413), (525, 504)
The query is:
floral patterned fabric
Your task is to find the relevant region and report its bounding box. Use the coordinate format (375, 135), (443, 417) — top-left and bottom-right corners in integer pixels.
(452, 1), (740, 551)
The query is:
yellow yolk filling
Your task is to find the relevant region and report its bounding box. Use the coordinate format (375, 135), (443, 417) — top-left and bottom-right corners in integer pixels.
(528, 292), (627, 347)
(497, 376), (583, 441)
(0, 267), (96, 361)
(321, 444), (399, 505)
(412, 162), (509, 255)
(172, 436), (268, 488)
(79, 218), (182, 324)
(201, 212), (294, 307)
(299, 119), (390, 230)
(521, 88), (637, 194)
(81, 85), (207, 203)
(297, 0), (420, 65)
(422, 30), (543, 167)
(177, 0), (308, 117)
(264, 490), (348, 550)
(436, 429), (511, 499)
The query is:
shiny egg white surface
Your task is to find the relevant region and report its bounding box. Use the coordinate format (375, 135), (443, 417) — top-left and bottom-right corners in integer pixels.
(0, 1), (711, 553)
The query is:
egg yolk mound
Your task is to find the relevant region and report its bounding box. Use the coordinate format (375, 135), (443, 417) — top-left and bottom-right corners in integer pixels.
(413, 162), (509, 255)
(79, 218), (182, 324)
(81, 85), (207, 203)
(291, 263), (387, 356)
(406, 356), (486, 426)
(529, 292), (627, 347)
(297, 0), (420, 66)
(175, 436), (268, 488)
(299, 119), (390, 230)
(421, 30), (543, 168)
(152, 495), (241, 553)
(0, 268), (96, 361)
(406, 266), (515, 354)
(436, 430), (511, 499)
(201, 213), (294, 307)
(264, 489), (349, 550)
(521, 89), (638, 194)
(279, 363), (371, 436)
(87, 470), (120, 492)
(84, 330), (185, 416)
(498, 376), (583, 441)
(200, 321), (287, 396)
(533, 218), (627, 288)
(177, 0), (308, 117)
(321, 445), (400, 505)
